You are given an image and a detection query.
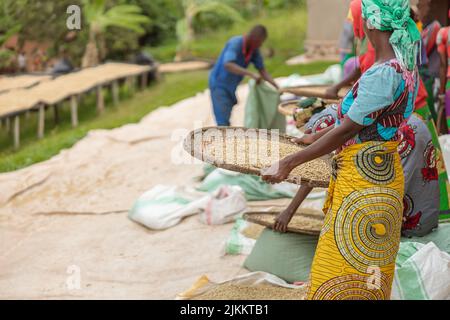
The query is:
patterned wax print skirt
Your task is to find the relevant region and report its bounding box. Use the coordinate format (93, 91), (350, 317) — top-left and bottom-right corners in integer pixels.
(307, 141), (404, 300)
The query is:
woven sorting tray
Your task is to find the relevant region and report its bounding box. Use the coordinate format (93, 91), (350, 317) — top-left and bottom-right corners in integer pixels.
(282, 85), (351, 100)
(183, 127), (331, 188)
(243, 211), (323, 235)
(278, 100), (300, 116)
(278, 99), (334, 117)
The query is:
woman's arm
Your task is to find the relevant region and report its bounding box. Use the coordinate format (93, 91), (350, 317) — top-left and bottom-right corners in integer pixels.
(274, 185), (313, 233)
(291, 124), (335, 145)
(225, 62), (260, 81)
(439, 50), (448, 96)
(259, 69), (279, 89)
(262, 118), (364, 184)
(325, 67), (361, 99)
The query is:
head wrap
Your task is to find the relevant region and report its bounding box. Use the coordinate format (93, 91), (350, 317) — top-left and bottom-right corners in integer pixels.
(362, 0), (421, 70)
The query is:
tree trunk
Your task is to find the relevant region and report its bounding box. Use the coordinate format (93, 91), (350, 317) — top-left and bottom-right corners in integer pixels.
(175, 4), (196, 62)
(81, 29), (100, 68)
(97, 34), (107, 61)
(185, 11), (195, 45)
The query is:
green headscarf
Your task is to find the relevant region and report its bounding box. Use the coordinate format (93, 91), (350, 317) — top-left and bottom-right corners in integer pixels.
(362, 0), (421, 71)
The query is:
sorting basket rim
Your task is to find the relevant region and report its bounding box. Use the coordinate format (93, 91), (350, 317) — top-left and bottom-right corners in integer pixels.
(277, 99), (337, 116)
(183, 126), (330, 188)
(243, 211), (322, 235)
(282, 85), (351, 101)
(278, 100), (299, 116)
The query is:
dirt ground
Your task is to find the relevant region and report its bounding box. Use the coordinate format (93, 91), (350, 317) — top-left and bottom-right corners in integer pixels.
(0, 84), (296, 299)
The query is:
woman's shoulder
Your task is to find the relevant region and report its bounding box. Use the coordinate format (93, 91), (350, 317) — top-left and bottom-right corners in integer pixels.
(437, 27), (450, 45)
(362, 59), (404, 80)
(424, 20), (442, 32)
(356, 59), (411, 96)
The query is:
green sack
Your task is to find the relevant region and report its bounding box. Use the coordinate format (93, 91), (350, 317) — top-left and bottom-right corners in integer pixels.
(401, 223), (450, 255)
(244, 228), (318, 283)
(223, 218), (256, 255)
(244, 79), (286, 132)
(197, 169), (295, 201)
(244, 223), (450, 284)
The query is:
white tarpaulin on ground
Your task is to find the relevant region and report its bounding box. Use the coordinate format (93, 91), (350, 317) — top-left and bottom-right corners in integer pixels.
(2, 74), (448, 300)
(0, 85), (253, 299)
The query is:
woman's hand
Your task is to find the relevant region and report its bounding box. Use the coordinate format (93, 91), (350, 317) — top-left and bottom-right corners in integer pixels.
(261, 156), (296, 184)
(291, 134), (316, 145)
(324, 85), (339, 99)
(274, 208), (296, 233)
(250, 72), (263, 84)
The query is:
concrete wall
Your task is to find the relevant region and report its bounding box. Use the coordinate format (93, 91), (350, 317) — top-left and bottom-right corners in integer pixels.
(304, 0), (449, 58)
(428, 0), (449, 26)
(305, 0), (352, 56)
(306, 0), (352, 43)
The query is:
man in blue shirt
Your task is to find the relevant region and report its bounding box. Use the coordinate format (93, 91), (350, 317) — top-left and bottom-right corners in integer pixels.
(209, 25), (279, 126)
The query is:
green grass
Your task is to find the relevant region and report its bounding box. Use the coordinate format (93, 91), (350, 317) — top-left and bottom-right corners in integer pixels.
(0, 7), (335, 173)
(0, 72), (208, 172)
(148, 9), (308, 63)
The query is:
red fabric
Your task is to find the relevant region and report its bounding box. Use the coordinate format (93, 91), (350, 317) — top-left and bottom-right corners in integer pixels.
(242, 35), (257, 64)
(350, 0), (375, 74)
(438, 27), (449, 55)
(422, 167), (438, 181)
(403, 211), (422, 230)
(437, 27), (450, 77)
(415, 78), (428, 110)
(350, 0), (364, 40)
(422, 21), (441, 56)
(359, 42), (376, 74)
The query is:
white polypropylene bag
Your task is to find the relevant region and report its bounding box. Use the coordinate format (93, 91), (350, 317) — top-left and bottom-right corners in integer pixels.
(439, 135), (450, 175)
(129, 185), (210, 230)
(392, 242), (450, 300)
(199, 185), (247, 225)
(221, 218), (256, 256)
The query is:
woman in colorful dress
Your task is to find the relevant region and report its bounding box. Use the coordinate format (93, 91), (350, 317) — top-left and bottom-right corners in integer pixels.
(332, 0), (450, 220)
(263, 0), (420, 300)
(417, 0), (441, 121)
(275, 107), (440, 237)
(413, 3), (450, 219)
(437, 17), (450, 134)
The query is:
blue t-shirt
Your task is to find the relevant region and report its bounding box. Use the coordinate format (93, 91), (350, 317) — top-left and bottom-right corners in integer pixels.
(209, 36), (264, 94)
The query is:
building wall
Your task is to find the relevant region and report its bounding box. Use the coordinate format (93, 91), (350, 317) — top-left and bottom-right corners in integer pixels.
(428, 0), (449, 26)
(304, 0), (449, 58)
(305, 0), (352, 57)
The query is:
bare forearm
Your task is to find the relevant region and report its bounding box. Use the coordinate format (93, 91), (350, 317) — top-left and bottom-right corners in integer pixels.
(286, 185), (313, 213)
(440, 70), (447, 95)
(335, 67), (361, 90)
(286, 120), (362, 168)
(311, 125), (335, 141)
(439, 53), (447, 95)
(259, 69), (278, 89)
(225, 62), (254, 78)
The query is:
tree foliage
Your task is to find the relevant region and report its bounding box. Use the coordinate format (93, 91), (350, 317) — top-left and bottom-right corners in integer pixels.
(0, 0), (306, 66)
(175, 0), (243, 60)
(81, 0), (151, 67)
